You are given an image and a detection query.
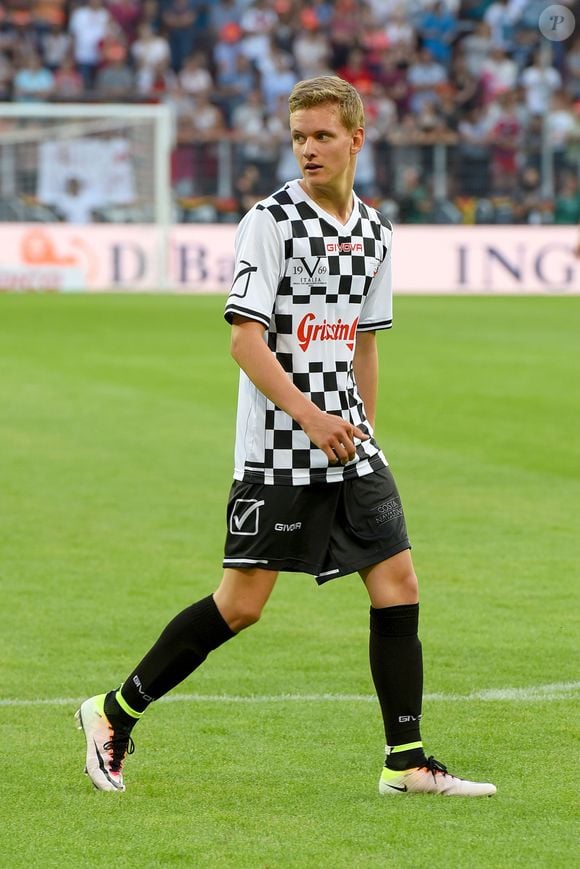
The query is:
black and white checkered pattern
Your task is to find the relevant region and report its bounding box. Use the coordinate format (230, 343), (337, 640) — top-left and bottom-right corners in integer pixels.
(225, 179), (393, 486)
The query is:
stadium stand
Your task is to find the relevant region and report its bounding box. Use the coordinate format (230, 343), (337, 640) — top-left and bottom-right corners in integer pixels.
(0, 0), (578, 224)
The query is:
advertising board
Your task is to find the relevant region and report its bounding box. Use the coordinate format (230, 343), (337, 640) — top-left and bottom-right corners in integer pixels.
(0, 224), (578, 294)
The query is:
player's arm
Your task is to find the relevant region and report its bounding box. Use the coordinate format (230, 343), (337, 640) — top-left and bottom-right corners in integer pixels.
(353, 330), (378, 428)
(230, 317), (368, 465)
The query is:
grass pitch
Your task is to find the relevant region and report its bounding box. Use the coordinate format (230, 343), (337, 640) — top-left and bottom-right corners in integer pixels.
(1, 294), (578, 868)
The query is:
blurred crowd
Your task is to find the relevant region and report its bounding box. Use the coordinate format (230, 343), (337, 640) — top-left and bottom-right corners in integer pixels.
(0, 0), (579, 224)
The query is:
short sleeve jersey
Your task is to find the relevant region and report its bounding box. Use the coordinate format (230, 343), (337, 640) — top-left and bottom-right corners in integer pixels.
(224, 179), (393, 486)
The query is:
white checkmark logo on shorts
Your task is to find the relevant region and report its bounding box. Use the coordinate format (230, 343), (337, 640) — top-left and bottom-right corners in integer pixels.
(230, 499), (265, 535)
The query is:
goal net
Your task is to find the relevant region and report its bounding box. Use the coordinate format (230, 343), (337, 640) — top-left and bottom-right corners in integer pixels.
(0, 102), (173, 287)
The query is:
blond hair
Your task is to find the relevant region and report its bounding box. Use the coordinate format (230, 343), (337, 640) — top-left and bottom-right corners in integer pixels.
(288, 76), (365, 131)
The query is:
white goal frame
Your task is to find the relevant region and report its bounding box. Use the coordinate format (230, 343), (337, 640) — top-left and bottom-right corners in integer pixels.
(0, 102), (173, 290)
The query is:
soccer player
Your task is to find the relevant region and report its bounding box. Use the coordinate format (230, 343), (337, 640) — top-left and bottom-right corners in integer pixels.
(76, 76), (496, 797)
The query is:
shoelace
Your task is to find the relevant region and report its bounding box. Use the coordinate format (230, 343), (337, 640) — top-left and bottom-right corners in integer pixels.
(103, 734), (136, 773)
(421, 756), (449, 780)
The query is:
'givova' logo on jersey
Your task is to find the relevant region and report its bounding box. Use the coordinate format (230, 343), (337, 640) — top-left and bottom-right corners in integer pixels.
(325, 242), (363, 253)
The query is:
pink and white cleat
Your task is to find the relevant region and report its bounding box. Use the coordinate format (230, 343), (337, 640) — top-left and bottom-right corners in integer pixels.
(75, 694), (134, 792)
(379, 756), (496, 797)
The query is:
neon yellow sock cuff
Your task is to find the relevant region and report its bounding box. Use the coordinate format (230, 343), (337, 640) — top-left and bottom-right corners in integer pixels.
(116, 689), (143, 720)
(390, 741), (423, 754)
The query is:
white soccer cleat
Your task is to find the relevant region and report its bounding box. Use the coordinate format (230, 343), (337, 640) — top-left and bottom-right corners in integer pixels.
(379, 756), (496, 797)
(75, 694), (134, 792)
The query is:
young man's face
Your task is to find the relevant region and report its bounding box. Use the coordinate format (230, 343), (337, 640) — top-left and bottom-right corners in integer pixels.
(290, 103), (363, 191)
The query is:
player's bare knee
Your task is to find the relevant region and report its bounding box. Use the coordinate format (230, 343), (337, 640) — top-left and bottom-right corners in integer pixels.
(403, 570), (419, 601)
(228, 602), (263, 631)
(213, 591), (264, 631)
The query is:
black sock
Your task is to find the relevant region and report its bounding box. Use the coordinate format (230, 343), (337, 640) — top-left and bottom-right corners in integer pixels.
(116, 594), (235, 714)
(104, 689), (135, 732)
(369, 603), (425, 767)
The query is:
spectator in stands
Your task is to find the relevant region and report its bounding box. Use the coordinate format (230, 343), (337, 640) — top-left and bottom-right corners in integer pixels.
(553, 173), (580, 224)
(259, 45), (297, 113)
(162, 0), (198, 72)
(164, 81), (196, 128)
(358, 6), (390, 78)
(208, 0), (243, 39)
(461, 20), (493, 79)
(132, 22), (171, 84)
(100, 18), (129, 68)
(107, 0), (142, 45)
(457, 104), (490, 196)
(292, 17), (332, 79)
(274, 0), (298, 55)
(483, 0), (517, 51)
(563, 37), (580, 101)
(337, 47), (375, 92)
(435, 84), (462, 134)
(231, 88), (281, 192)
(140, 0), (160, 31)
(377, 50), (411, 118)
(511, 165), (544, 224)
(570, 100), (580, 166)
(69, 0), (111, 88)
(213, 20), (244, 87)
(302, 0), (334, 31)
(328, 0), (362, 69)
(39, 21), (71, 72)
(384, 8), (416, 60)
(519, 112), (543, 172)
(53, 54), (84, 99)
(140, 60), (177, 98)
(520, 48), (562, 116)
(417, 1), (457, 68)
(354, 129), (378, 198)
(487, 89), (523, 194)
(233, 162), (263, 215)
(407, 46), (448, 113)
(30, 0), (67, 34)
(363, 81), (398, 140)
(13, 49), (54, 101)
(362, 0), (391, 27)
(177, 90), (226, 195)
(449, 52), (480, 114)
(361, 81), (398, 195)
(514, 0), (551, 32)
(239, 0), (278, 66)
(0, 50), (14, 100)
(461, 0), (497, 22)
(479, 45), (517, 103)
(388, 112), (425, 192)
(398, 166), (434, 223)
(1, 10), (38, 65)
(178, 50), (213, 97)
(546, 90), (577, 179)
(509, 22), (537, 74)
(94, 44), (134, 100)
(214, 44), (255, 124)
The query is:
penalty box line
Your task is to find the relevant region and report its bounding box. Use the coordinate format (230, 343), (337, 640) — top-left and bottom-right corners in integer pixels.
(0, 681), (579, 708)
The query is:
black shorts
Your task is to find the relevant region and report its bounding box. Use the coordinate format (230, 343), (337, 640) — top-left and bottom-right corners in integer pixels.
(223, 466), (411, 584)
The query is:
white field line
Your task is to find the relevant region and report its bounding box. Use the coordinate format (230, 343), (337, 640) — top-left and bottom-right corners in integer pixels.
(0, 681), (578, 709)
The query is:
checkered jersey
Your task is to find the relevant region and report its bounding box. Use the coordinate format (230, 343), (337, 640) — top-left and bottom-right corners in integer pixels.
(224, 179), (393, 486)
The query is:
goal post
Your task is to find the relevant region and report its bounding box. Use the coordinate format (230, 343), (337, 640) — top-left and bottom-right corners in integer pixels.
(0, 102), (173, 290)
